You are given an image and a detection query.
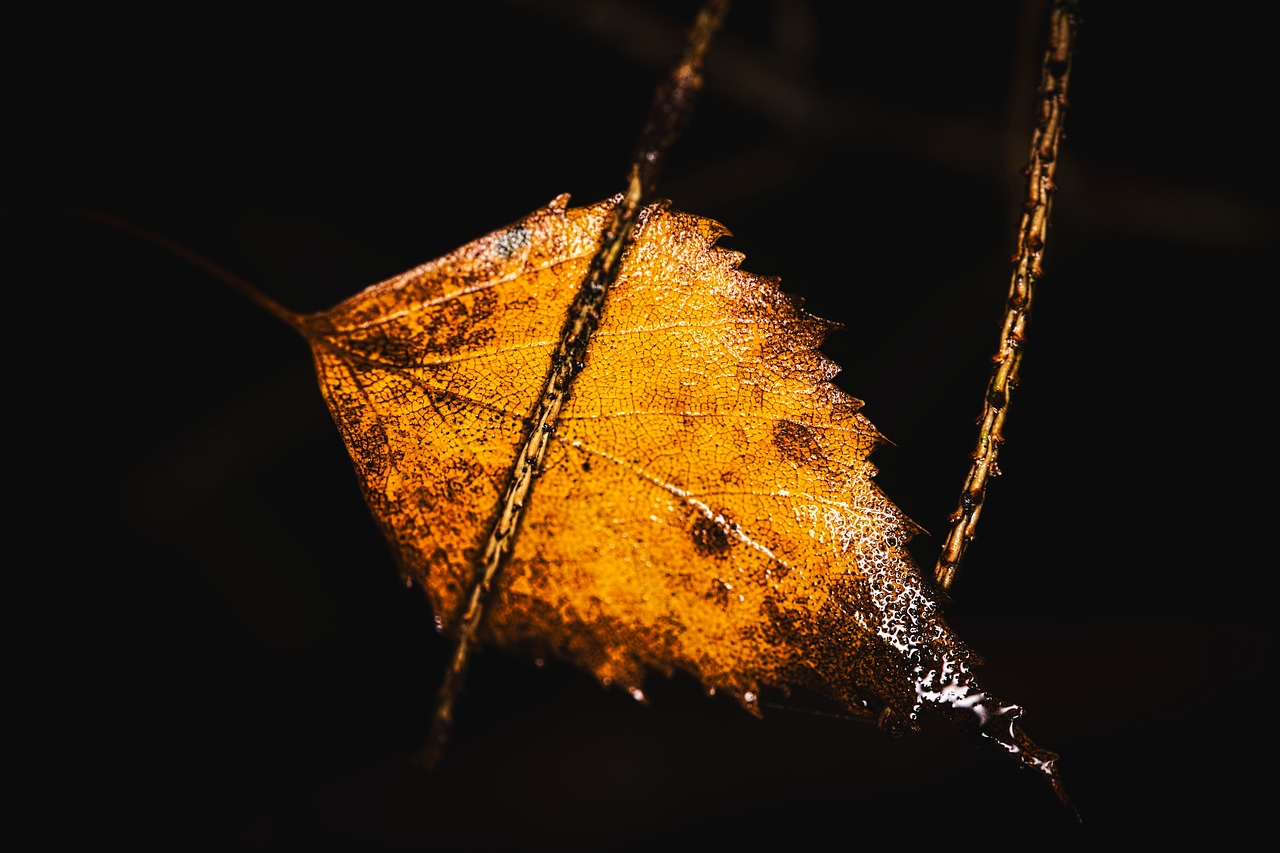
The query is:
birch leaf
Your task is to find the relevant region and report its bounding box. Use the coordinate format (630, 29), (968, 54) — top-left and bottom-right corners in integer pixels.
(292, 193), (1066, 800)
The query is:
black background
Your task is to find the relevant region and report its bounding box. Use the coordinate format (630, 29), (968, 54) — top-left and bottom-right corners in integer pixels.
(8, 1), (1275, 848)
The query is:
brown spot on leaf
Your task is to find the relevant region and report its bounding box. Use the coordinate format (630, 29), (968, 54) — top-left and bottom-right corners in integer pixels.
(689, 509), (734, 557)
(706, 578), (733, 610)
(772, 420), (825, 465)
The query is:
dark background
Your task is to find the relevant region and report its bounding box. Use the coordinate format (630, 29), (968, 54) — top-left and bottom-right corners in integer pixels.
(8, 1), (1274, 848)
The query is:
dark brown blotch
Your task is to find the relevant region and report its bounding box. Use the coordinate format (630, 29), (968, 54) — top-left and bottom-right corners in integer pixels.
(773, 420), (825, 465)
(422, 287), (499, 355)
(705, 578), (733, 610)
(690, 510), (734, 557)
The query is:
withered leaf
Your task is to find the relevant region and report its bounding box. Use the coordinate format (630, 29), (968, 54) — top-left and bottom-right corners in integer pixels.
(293, 193), (1065, 798)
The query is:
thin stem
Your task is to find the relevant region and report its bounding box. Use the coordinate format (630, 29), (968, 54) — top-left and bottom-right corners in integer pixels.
(420, 0), (731, 770)
(66, 208), (306, 335)
(933, 0), (1080, 592)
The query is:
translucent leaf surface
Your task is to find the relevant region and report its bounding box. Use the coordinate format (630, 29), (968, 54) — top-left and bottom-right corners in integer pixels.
(298, 194), (1066, 799)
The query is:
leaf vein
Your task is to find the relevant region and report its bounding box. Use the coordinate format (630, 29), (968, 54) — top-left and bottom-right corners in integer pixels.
(557, 436), (793, 571)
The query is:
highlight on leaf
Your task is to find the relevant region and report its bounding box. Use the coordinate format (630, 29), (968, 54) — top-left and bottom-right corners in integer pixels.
(270, 192), (1069, 805)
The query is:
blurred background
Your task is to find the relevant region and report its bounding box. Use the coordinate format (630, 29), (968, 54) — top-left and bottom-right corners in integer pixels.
(7, 0), (1274, 847)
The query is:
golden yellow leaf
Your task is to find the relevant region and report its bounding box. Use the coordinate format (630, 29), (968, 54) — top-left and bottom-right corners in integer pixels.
(294, 192), (1066, 800)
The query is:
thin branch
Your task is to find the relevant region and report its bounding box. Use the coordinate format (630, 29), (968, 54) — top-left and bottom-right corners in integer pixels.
(934, 0), (1080, 592)
(537, 1), (1272, 250)
(420, 0), (731, 770)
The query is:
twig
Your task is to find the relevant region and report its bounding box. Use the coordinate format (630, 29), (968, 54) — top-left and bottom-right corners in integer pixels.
(523, 1), (1274, 249)
(934, 0), (1080, 592)
(420, 0), (731, 769)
